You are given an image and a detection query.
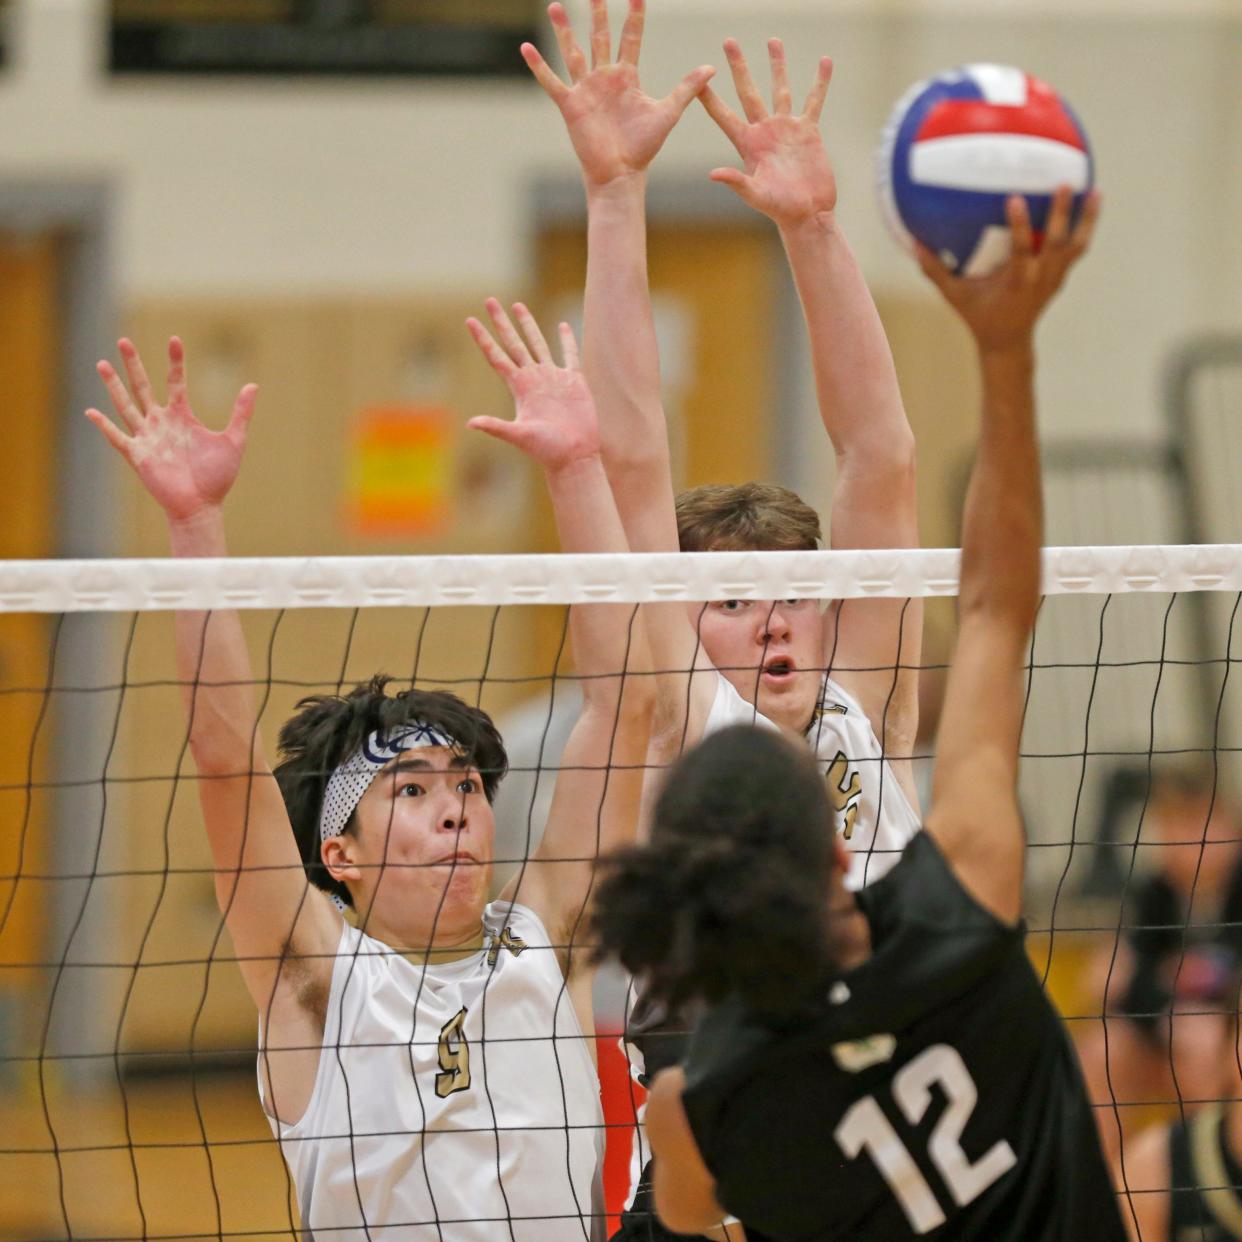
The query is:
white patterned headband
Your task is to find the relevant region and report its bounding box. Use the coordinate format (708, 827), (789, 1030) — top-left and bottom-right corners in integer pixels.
(319, 721), (462, 844)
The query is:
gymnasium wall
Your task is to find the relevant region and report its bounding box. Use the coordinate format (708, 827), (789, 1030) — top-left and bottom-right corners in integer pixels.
(0, 0), (1239, 460)
(2, 0), (1240, 1063)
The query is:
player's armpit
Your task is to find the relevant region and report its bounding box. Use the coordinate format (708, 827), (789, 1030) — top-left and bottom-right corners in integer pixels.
(195, 757), (341, 1014)
(647, 1067), (729, 1235)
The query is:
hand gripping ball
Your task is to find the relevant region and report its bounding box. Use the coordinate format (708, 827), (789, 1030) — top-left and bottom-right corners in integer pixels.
(877, 64), (1093, 275)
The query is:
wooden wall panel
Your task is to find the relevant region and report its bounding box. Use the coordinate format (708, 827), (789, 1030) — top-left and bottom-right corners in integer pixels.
(0, 234), (59, 982)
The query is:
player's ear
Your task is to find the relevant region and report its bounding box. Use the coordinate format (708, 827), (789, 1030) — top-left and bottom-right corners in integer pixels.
(322, 836), (362, 886)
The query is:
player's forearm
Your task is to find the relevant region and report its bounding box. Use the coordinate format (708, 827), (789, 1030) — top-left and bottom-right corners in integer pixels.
(584, 175), (679, 549)
(780, 213), (916, 485)
(958, 340), (1042, 631)
(168, 508), (264, 774)
(544, 454), (652, 716)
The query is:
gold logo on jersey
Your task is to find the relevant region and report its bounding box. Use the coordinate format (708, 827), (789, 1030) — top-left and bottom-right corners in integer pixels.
(832, 1033), (897, 1074)
(826, 751), (862, 840)
(435, 1006), (471, 1098)
(485, 925), (527, 967)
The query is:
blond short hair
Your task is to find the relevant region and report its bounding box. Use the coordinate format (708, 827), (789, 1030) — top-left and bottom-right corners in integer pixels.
(674, 483), (822, 553)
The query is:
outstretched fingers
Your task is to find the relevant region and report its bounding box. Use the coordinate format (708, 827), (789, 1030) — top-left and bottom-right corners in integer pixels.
(723, 38), (767, 122)
(1043, 185), (1074, 249)
(558, 322), (581, 371)
(588, 0), (611, 69)
(466, 415), (529, 450)
(511, 303), (553, 364)
(227, 383), (259, 445)
(521, 41), (569, 102)
(84, 406), (132, 458)
(547, 3), (588, 83)
(803, 56), (833, 122)
(118, 338), (158, 417)
(665, 64), (716, 119)
(768, 39), (791, 114)
(913, 242), (954, 296)
(1070, 189), (1102, 255)
(1006, 194), (1035, 262)
(698, 84), (746, 147)
(166, 335), (188, 406)
(465, 316), (518, 381)
(485, 298), (535, 366)
(616, 0), (644, 67)
(96, 357), (143, 432)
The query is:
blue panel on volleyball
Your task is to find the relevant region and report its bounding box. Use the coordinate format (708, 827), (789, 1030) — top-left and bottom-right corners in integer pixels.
(877, 64), (1093, 276)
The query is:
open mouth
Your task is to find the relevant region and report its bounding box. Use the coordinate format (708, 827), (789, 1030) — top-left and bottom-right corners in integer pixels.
(762, 657), (796, 681)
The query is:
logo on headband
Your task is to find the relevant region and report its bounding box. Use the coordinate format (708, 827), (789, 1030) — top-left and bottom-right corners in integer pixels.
(361, 722), (460, 766)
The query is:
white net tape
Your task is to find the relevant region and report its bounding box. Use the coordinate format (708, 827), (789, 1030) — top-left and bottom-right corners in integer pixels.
(4, 546), (1242, 1239)
(2, 544), (1240, 612)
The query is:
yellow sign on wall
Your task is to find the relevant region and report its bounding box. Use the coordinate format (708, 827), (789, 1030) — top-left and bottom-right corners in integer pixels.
(345, 404), (453, 539)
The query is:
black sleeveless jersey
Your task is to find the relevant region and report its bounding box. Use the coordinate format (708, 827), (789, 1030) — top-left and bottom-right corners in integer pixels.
(679, 833), (1127, 1242)
(1168, 1105), (1242, 1241)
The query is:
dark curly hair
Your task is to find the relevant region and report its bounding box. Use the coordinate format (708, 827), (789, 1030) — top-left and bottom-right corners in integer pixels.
(590, 725), (839, 1019)
(274, 675), (508, 909)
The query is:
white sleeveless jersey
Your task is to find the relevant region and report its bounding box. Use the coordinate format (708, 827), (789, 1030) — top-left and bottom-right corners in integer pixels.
(260, 900), (605, 1241)
(703, 672), (920, 889)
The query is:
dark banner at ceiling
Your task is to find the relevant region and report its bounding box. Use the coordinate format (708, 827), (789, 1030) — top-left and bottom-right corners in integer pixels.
(0, 1), (9, 69)
(110, 0), (541, 78)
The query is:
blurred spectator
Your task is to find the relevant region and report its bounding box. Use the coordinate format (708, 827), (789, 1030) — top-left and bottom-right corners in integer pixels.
(1112, 948), (1242, 1241)
(1077, 760), (1242, 1166)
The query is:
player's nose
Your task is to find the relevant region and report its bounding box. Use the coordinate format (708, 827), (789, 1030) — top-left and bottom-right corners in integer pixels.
(435, 789), (468, 833)
(760, 600), (792, 639)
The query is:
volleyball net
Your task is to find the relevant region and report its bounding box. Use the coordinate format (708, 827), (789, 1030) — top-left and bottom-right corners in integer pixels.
(2, 545), (1241, 1239)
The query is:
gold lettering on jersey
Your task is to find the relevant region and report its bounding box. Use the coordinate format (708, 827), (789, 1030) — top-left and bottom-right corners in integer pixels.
(832, 1033), (897, 1074)
(826, 751), (862, 840)
(818, 702), (849, 717)
(435, 1006), (471, 1098)
(485, 925), (528, 967)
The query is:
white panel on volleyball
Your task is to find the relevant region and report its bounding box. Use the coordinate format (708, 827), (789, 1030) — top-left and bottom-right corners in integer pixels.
(909, 135), (1092, 194)
(965, 64), (1029, 106)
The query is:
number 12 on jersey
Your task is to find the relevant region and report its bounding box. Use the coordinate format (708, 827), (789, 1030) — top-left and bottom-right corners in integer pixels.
(834, 1044), (1016, 1233)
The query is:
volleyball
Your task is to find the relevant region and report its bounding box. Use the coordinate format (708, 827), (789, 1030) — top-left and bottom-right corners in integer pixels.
(877, 64), (1093, 276)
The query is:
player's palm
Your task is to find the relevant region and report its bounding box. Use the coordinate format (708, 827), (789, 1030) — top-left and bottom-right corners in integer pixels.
(467, 301), (601, 472)
(128, 399), (247, 520)
(86, 337), (256, 523)
(560, 66), (686, 186)
(507, 366), (600, 470)
(719, 116), (838, 226)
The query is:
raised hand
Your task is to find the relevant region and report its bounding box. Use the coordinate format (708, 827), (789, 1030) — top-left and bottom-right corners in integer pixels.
(916, 187), (1102, 352)
(522, 0), (714, 189)
(85, 337), (256, 522)
(466, 301), (601, 471)
(699, 38), (836, 229)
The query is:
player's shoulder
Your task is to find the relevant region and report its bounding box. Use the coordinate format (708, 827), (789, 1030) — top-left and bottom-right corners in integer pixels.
(483, 897), (551, 943)
(862, 832), (1018, 935)
(823, 835), (1026, 1025)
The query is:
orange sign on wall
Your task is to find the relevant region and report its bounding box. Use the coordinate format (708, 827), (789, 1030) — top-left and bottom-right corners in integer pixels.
(345, 404), (453, 538)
